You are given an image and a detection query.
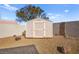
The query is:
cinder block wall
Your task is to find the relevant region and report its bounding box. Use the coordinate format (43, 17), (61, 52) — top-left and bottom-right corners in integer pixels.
(53, 23), (60, 35)
(53, 21), (79, 39)
(0, 24), (25, 38)
(65, 21), (79, 39)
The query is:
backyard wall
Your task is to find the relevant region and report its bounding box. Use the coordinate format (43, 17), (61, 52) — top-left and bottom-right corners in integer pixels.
(53, 21), (79, 39)
(0, 24), (25, 38)
(65, 21), (79, 39)
(53, 23), (60, 35)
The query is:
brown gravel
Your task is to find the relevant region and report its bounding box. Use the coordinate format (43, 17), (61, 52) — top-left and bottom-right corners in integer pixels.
(0, 35), (79, 54)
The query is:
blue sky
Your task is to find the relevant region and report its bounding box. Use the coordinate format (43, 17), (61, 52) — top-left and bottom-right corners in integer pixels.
(0, 4), (79, 23)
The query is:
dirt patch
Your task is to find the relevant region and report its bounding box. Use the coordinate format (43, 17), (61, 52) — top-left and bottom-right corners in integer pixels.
(0, 35), (79, 54)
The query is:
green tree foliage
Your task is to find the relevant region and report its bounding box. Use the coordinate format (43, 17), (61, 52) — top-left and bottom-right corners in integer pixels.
(16, 5), (49, 22)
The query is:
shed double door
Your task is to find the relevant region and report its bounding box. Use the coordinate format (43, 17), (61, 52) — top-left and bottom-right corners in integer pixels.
(33, 21), (45, 38)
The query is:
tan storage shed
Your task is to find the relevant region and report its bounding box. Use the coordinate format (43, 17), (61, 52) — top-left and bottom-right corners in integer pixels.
(26, 18), (53, 38)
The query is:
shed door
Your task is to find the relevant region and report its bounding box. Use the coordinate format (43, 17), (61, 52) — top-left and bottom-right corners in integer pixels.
(33, 21), (45, 38)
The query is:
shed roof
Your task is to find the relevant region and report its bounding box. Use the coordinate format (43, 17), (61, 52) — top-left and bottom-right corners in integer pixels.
(27, 17), (53, 23)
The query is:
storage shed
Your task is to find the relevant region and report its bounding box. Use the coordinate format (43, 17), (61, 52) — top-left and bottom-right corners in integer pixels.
(26, 18), (53, 38)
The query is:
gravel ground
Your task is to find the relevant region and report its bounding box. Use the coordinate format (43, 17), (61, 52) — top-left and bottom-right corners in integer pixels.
(0, 35), (79, 54)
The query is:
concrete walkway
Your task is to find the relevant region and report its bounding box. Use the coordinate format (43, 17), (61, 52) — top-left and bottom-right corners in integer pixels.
(0, 45), (38, 54)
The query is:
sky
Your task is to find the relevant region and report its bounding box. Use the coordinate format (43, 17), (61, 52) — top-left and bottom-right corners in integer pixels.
(0, 4), (79, 23)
